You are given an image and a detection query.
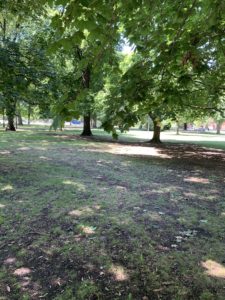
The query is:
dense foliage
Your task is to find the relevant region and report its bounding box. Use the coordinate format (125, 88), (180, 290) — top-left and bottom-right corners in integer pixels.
(0, 0), (224, 140)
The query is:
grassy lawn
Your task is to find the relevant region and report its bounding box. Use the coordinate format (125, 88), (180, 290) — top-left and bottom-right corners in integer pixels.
(0, 126), (225, 299)
(123, 129), (225, 150)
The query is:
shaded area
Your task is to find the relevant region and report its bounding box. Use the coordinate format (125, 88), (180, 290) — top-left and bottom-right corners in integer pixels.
(0, 128), (225, 299)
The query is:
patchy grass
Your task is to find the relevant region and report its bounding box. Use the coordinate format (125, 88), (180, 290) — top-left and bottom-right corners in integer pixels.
(0, 126), (225, 299)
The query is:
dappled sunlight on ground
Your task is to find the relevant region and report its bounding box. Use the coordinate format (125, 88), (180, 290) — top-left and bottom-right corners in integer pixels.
(51, 134), (68, 139)
(0, 150), (11, 155)
(115, 185), (127, 192)
(69, 204), (101, 217)
(14, 267), (32, 277)
(203, 150), (225, 156)
(184, 189), (220, 202)
(203, 195), (218, 201)
(4, 257), (16, 265)
(63, 180), (86, 192)
(69, 206), (95, 217)
(109, 264), (129, 281)
(1, 127), (225, 299)
(35, 147), (48, 151)
(18, 147), (31, 151)
(184, 177), (210, 184)
(39, 156), (52, 161)
(79, 225), (96, 235)
(84, 144), (172, 159)
(184, 192), (198, 198)
(140, 186), (178, 196)
(202, 260), (225, 279)
(17, 128), (34, 132)
(1, 184), (13, 191)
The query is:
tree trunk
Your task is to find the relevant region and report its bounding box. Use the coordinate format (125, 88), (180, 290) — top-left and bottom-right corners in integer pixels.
(216, 121), (223, 134)
(16, 102), (23, 126)
(80, 65), (92, 136)
(17, 112), (23, 126)
(6, 100), (16, 131)
(7, 115), (16, 131)
(81, 113), (92, 136)
(2, 109), (5, 128)
(184, 123), (187, 130)
(150, 119), (161, 143)
(176, 121), (180, 135)
(92, 117), (97, 128)
(28, 106), (31, 125)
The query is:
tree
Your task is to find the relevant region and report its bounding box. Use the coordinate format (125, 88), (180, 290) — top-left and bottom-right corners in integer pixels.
(0, 8), (57, 130)
(100, 0), (225, 142)
(41, 0), (121, 136)
(1, 0), (224, 138)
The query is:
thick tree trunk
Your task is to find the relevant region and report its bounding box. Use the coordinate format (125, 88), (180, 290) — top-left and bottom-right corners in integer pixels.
(81, 114), (92, 136)
(7, 115), (16, 131)
(6, 100), (16, 131)
(150, 119), (161, 143)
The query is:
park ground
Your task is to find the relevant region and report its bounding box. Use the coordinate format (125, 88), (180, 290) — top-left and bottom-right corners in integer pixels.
(0, 126), (225, 300)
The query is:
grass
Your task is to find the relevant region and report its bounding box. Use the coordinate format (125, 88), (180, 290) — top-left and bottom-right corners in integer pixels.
(123, 129), (225, 150)
(0, 126), (225, 299)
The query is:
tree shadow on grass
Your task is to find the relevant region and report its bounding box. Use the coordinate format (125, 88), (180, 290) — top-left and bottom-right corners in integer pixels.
(1, 133), (225, 299)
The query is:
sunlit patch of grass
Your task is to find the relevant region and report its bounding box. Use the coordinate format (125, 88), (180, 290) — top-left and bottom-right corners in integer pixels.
(1, 184), (13, 191)
(202, 260), (225, 279)
(69, 205), (101, 218)
(0, 150), (11, 155)
(69, 206), (94, 217)
(78, 224), (96, 235)
(17, 147), (31, 151)
(63, 180), (86, 192)
(184, 177), (210, 184)
(13, 267), (32, 277)
(4, 257), (17, 265)
(109, 264), (129, 281)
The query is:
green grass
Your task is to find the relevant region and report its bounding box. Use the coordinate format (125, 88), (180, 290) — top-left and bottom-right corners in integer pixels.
(123, 129), (225, 150)
(0, 126), (225, 299)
